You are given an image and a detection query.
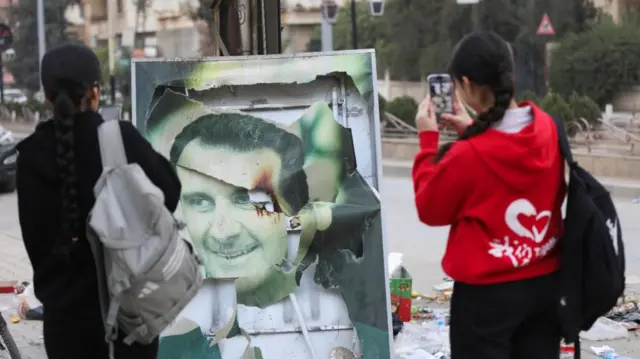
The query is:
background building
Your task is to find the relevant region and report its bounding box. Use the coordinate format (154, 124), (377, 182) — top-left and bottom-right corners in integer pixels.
(66, 0), (200, 58)
(593, 0), (631, 23)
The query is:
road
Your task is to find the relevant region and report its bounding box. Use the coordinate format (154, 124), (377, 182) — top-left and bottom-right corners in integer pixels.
(0, 176), (639, 358)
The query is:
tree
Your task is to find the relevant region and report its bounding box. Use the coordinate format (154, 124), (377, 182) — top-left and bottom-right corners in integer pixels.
(306, 0), (597, 85)
(549, 21), (640, 106)
(568, 92), (601, 127)
(306, 0), (454, 80)
(386, 96), (418, 127)
(539, 91), (573, 131)
(7, 0), (80, 93)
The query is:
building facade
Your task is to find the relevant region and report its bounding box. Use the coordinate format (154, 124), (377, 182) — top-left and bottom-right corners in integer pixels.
(66, 0), (201, 58)
(593, 0), (631, 23)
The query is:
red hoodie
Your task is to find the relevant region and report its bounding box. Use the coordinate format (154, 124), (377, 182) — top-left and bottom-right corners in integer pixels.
(412, 102), (566, 285)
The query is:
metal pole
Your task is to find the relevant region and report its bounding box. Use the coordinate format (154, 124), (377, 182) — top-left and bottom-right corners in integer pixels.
(350, 0), (357, 49)
(471, 2), (480, 31)
(0, 55), (4, 104)
(107, 0), (116, 104)
(321, 13), (333, 51)
(37, 0), (46, 98)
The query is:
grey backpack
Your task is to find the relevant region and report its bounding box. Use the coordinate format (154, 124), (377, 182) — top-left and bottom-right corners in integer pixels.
(86, 120), (203, 358)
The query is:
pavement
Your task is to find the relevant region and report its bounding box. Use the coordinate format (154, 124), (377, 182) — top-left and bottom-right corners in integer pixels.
(0, 176), (639, 358)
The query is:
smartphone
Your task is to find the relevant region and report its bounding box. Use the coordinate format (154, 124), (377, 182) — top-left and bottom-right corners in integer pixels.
(427, 74), (453, 122)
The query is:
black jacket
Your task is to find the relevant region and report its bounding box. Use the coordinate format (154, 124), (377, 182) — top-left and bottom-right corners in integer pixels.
(16, 111), (181, 318)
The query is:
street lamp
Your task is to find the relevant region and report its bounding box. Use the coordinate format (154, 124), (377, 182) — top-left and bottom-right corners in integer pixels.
(321, 0), (338, 52)
(322, 0), (339, 24)
(456, 0), (481, 31)
(368, 0), (384, 16)
(350, 0), (385, 50)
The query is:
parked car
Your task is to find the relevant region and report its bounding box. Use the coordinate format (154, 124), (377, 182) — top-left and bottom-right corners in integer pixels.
(3, 88), (28, 104)
(0, 127), (17, 193)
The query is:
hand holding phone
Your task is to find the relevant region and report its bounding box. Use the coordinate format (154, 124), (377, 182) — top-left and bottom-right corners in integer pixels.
(440, 89), (475, 135)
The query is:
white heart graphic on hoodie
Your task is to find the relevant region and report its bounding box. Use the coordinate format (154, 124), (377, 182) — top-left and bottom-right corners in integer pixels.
(504, 199), (551, 244)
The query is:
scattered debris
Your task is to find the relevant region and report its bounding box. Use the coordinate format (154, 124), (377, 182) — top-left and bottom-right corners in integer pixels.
(560, 341), (575, 359)
(389, 253), (413, 322)
(581, 317), (629, 341)
(13, 281), (43, 321)
(0, 280), (17, 294)
(392, 312), (404, 338)
(591, 345), (632, 358)
(394, 321), (450, 359)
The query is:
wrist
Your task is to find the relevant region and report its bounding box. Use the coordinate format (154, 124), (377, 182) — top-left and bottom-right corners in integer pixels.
(418, 131), (439, 150)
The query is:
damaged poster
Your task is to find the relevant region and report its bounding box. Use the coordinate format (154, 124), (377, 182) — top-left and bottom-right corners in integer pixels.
(131, 50), (391, 359)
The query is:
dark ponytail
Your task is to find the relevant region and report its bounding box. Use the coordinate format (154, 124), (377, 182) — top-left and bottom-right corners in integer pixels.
(433, 31), (515, 162)
(52, 82), (91, 240)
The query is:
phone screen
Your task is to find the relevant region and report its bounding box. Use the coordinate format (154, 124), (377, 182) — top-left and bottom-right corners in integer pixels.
(427, 74), (453, 120)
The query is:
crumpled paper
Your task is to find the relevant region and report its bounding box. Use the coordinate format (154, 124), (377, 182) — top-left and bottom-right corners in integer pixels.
(394, 322), (450, 359)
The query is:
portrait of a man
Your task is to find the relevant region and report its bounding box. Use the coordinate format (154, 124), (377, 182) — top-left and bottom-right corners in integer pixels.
(168, 113), (311, 295)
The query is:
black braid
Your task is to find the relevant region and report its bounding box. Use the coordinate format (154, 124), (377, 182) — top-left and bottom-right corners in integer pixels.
(52, 83), (89, 240)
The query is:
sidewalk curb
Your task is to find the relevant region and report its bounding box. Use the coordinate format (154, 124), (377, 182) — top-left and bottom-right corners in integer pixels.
(382, 161), (640, 199)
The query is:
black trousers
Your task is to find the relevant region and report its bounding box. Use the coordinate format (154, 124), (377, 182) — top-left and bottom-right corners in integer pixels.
(43, 309), (158, 359)
(450, 272), (561, 359)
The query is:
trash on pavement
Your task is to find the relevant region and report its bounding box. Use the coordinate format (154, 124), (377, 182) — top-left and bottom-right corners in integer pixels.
(592, 345), (616, 356)
(394, 316), (450, 359)
(392, 312), (404, 338)
(13, 281), (44, 321)
(432, 281), (453, 292)
(411, 305), (435, 321)
(560, 342), (575, 359)
(580, 317), (629, 341)
(606, 296), (640, 330)
(389, 252), (413, 322)
(591, 345), (633, 358)
(0, 280), (17, 294)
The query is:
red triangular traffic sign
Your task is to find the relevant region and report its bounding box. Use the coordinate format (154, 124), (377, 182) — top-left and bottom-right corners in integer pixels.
(537, 13), (556, 36)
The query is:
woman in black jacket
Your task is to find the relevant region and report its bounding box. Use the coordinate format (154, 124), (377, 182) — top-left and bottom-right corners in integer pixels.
(16, 44), (181, 358)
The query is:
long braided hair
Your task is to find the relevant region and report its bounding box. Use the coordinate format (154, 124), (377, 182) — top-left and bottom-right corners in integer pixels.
(51, 80), (93, 241)
(433, 31), (515, 162)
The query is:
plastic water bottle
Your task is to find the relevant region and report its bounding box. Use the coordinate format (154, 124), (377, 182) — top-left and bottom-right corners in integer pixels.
(602, 353), (632, 359)
(435, 312), (446, 328)
(434, 311), (447, 341)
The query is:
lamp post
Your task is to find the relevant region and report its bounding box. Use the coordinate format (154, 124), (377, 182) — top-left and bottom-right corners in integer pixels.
(321, 0), (338, 51)
(349, 0), (385, 50)
(107, 0), (116, 104)
(456, 0), (481, 31)
(37, 0), (45, 100)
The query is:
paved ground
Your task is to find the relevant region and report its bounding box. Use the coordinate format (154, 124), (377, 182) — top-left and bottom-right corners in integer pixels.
(0, 176), (638, 358)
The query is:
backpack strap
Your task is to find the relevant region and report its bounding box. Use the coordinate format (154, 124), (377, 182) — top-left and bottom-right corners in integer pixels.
(550, 116), (577, 167)
(98, 120), (128, 168)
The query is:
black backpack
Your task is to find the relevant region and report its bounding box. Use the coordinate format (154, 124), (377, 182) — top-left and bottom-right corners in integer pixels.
(553, 117), (625, 357)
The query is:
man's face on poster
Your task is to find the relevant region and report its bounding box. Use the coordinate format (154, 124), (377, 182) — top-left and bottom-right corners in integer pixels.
(175, 140), (289, 290)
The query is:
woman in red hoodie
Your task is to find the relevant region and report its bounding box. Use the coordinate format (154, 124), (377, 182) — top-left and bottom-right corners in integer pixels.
(413, 31), (566, 358)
